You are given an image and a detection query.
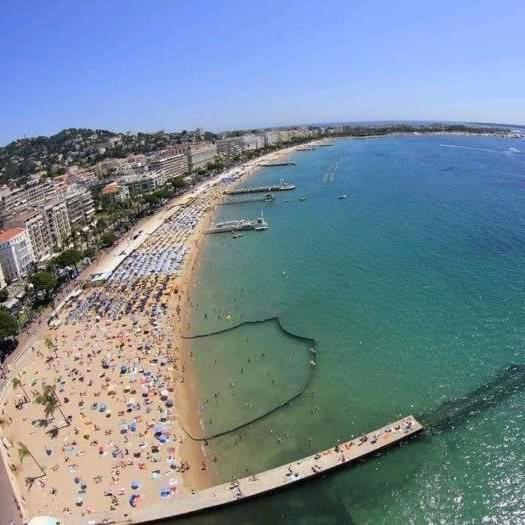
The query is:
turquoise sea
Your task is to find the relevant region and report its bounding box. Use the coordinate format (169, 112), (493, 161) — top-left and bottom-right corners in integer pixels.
(173, 135), (525, 524)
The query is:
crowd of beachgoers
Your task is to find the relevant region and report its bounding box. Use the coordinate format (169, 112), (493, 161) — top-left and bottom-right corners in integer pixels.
(0, 194), (218, 522)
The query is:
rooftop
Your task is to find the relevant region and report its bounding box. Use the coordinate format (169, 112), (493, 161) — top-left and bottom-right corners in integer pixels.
(0, 227), (25, 242)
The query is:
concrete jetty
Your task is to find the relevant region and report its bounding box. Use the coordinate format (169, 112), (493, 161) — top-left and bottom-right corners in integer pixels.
(259, 161), (297, 166)
(127, 416), (423, 524)
(225, 183), (296, 195)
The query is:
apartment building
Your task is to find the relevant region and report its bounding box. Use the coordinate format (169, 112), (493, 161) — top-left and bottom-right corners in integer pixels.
(101, 182), (130, 203)
(278, 129), (290, 142)
(0, 264), (6, 290)
(121, 171), (166, 195)
(0, 180), (57, 226)
(9, 209), (52, 261)
(263, 130), (279, 146)
(0, 228), (35, 282)
(188, 143), (217, 171)
(148, 153), (188, 180)
(64, 186), (96, 226)
(38, 200), (71, 251)
(240, 134), (258, 151)
(216, 137), (244, 156)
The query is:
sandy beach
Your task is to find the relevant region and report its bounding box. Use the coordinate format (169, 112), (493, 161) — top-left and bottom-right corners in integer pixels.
(0, 144), (305, 524)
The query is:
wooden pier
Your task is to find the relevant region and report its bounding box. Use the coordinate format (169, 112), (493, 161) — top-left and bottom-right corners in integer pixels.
(128, 416), (423, 524)
(225, 183), (296, 195)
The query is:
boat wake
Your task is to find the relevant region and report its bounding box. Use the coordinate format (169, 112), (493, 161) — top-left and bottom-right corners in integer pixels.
(440, 144), (519, 154)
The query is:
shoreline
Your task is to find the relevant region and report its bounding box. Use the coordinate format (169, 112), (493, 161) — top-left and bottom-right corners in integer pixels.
(174, 143), (305, 488)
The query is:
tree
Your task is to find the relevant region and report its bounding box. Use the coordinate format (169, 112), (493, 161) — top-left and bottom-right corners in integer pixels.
(83, 247), (96, 259)
(0, 310), (18, 341)
(34, 383), (69, 426)
(12, 376), (29, 403)
(100, 231), (116, 248)
(17, 442), (45, 476)
(0, 288), (8, 302)
(30, 271), (57, 301)
(54, 248), (82, 272)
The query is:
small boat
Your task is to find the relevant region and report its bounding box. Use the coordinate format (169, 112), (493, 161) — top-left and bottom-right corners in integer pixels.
(338, 194), (347, 199)
(299, 197), (306, 202)
(232, 233), (243, 239)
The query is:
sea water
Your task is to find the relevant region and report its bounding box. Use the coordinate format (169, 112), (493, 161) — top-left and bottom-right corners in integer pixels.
(171, 135), (525, 524)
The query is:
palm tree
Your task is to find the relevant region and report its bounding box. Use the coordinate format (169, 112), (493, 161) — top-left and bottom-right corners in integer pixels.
(34, 383), (69, 425)
(11, 376), (29, 403)
(17, 442), (45, 476)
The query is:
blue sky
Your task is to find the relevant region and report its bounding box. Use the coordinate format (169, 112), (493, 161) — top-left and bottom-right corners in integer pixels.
(1, 0), (524, 144)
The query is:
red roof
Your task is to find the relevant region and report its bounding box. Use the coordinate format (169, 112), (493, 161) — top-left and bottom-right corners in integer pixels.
(0, 227), (24, 243)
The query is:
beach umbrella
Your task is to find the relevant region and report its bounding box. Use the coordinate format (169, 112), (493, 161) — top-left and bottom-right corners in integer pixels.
(160, 487), (171, 498)
(131, 480), (141, 490)
(153, 424), (165, 434)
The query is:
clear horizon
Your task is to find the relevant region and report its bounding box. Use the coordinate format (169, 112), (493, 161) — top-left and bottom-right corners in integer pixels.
(1, 0), (524, 145)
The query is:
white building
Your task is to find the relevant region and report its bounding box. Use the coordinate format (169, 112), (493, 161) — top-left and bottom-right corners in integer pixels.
(9, 209), (52, 262)
(241, 134), (258, 151)
(216, 137), (244, 156)
(0, 180), (57, 226)
(121, 171), (166, 195)
(0, 228), (35, 282)
(263, 130), (279, 146)
(148, 153), (188, 180)
(188, 143), (217, 171)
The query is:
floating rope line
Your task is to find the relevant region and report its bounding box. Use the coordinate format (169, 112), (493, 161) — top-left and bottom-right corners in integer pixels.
(180, 317), (318, 441)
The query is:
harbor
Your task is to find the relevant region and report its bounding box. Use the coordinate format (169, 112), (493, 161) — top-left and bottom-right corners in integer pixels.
(131, 416), (423, 524)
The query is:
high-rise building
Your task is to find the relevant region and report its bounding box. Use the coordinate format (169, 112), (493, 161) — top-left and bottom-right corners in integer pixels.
(148, 153), (189, 180)
(9, 209), (52, 262)
(64, 186), (96, 226)
(263, 130), (279, 146)
(37, 200), (71, 251)
(216, 137), (243, 156)
(0, 180), (57, 226)
(241, 134), (258, 151)
(188, 143), (217, 171)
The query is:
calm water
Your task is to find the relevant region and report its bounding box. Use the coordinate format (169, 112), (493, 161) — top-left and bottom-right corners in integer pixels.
(172, 136), (525, 524)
